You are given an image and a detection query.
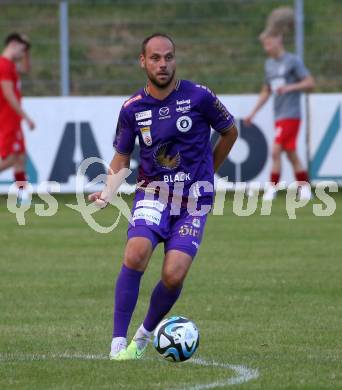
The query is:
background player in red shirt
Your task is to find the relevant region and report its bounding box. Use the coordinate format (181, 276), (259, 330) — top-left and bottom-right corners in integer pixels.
(0, 33), (35, 202)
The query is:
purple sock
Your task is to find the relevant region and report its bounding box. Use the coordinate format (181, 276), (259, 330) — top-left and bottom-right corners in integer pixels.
(113, 264), (143, 338)
(143, 280), (182, 332)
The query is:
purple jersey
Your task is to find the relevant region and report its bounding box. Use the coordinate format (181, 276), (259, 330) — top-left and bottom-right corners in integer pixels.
(114, 79), (235, 201)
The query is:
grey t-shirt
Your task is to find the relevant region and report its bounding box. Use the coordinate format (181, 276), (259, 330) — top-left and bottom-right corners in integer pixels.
(264, 52), (310, 120)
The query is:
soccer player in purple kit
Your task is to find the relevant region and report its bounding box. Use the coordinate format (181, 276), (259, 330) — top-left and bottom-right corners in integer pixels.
(89, 33), (238, 360)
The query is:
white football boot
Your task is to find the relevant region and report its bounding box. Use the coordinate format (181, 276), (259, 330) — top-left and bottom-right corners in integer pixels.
(109, 337), (127, 360)
(298, 184), (312, 201)
(263, 185), (277, 201)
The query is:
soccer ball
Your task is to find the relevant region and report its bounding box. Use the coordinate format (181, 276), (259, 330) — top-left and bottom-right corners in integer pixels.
(153, 316), (199, 362)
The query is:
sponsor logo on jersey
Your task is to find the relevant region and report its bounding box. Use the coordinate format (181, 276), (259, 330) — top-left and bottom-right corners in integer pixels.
(159, 106), (171, 120)
(124, 94), (142, 107)
(159, 107), (169, 116)
(192, 218), (201, 228)
(176, 115), (192, 132)
(138, 119), (152, 126)
(176, 99), (191, 105)
(179, 224), (199, 237)
(136, 199), (165, 212)
(139, 126), (152, 146)
(176, 105), (191, 113)
(176, 99), (191, 113)
(191, 241), (199, 249)
(214, 98), (231, 120)
(133, 208), (161, 225)
(163, 172), (191, 183)
(135, 110), (152, 121)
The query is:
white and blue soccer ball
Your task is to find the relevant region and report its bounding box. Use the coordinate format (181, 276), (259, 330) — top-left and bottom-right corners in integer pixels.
(153, 316), (199, 362)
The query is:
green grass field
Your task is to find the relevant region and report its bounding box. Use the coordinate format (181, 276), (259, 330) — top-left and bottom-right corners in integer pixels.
(0, 192), (342, 389)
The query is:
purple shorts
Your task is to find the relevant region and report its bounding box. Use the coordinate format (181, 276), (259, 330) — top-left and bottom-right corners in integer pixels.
(127, 190), (210, 258)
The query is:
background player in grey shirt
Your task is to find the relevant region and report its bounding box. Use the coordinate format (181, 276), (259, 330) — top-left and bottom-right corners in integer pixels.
(245, 25), (315, 200)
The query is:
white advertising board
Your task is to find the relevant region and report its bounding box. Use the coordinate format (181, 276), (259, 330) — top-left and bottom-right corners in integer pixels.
(308, 94), (342, 184)
(0, 94), (309, 193)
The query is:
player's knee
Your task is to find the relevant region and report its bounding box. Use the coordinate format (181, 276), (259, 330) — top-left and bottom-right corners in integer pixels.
(6, 154), (16, 165)
(286, 151), (298, 163)
(123, 242), (150, 271)
(162, 270), (184, 290)
(14, 154), (25, 168)
(272, 149), (281, 161)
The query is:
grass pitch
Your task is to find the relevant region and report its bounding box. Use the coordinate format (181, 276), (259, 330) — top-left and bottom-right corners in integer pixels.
(0, 192), (341, 389)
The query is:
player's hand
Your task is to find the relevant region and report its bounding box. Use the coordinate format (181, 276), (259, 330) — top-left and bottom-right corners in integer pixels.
(243, 115), (254, 126)
(276, 85), (292, 95)
(25, 117), (35, 130)
(88, 192), (108, 209)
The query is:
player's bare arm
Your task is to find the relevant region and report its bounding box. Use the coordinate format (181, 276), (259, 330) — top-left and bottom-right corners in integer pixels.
(0, 79), (35, 129)
(213, 124), (238, 172)
(88, 152), (131, 206)
(277, 75), (315, 95)
(244, 84), (271, 125)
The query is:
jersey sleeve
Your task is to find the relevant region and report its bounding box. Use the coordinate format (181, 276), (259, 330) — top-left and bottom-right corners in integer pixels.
(200, 87), (235, 133)
(0, 60), (14, 82)
(293, 55), (310, 80)
(113, 106), (136, 155)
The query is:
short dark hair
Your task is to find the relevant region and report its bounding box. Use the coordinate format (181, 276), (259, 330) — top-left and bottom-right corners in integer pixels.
(141, 33), (175, 55)
(4, 32), (31, 50)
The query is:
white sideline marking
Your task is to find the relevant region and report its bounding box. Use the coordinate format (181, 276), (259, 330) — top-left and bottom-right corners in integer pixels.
(172, 357), (259, 389)
(0, 353), (259, 388)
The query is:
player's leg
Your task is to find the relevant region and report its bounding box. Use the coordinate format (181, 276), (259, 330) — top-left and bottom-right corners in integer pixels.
(13, 153), (31, 204)
(286, 150), (311, 200)
(123, 250), (192, 360)
(0, 153), (15, 172)
(286, 149), (304, 172)
(0, 130), (17, 172)
(123, 213), (207, 360)
(264, 142), (282, 200)
(111, 188), (171, 360)
(143, 249), (191, 330)
(270, 142), (282, 180)
(282, 119), (311, 200)
(110, 235), (154, 359)
(0, 127), (20, 172)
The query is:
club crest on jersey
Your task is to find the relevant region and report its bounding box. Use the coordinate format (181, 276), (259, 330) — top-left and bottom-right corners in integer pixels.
(140, 126), (152, 146)
(176, 115), (192, 132)
(153, 142), (181, 170)
(192, 218), (201, 228)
